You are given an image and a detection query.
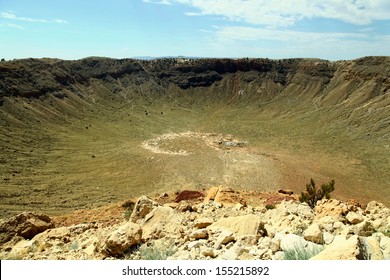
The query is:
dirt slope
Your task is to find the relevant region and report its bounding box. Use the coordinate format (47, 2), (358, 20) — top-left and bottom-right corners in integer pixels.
(0, 56), (389, 218)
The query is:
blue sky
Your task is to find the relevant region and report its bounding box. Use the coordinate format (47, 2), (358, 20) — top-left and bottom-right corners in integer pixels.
(0, 0), (389, 60)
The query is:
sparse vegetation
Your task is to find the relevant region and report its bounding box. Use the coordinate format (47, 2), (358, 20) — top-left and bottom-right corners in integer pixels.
(138, 240), (177, 260)
(299, 178), (335, 209)
(284, 243), (324, 260)
(265, 204), (276, 210)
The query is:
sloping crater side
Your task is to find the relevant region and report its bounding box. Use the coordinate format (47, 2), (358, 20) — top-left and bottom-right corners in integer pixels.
(0, 57), (389, 217)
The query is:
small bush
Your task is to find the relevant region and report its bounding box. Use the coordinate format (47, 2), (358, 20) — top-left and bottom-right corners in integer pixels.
(299, 178), (335, 209)
(139, 240), (177, 260)
(284, 243), (324, 260)
(265, 204), (276, 210)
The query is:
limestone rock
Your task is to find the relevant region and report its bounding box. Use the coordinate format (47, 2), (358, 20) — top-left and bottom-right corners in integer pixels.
(262, 200), (314, 233)
(310, 235), (361, 260)
(141, 206), (184, 240)
(315, 199), (348, 221)
(187, 240), (205, 250)
(323, 232), (334, 245)
(303, 223), (323, 244)
(208, 214), (261, 237)
(0, 212), (54, 245)
(103, 222), (142, 257)
(273, 251), (285, 260)
(360, 236), (384, 260)
(189, 229), (208, 240)
(129, 196), (159, 223)
(280, 234), (307, 251)
(346, 212), (363, 224)
(379, 236), (390, 260)
(214, 230), (235, 249)
(204, 186), (220, 203)
(214, 187), (247, 206)
(205, 187), (239, 206)
(201, 247), (216, 258)
(193, 218), (213, 229)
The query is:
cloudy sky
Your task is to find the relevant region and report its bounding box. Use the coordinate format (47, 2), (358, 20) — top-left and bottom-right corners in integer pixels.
(0, 0), (389, 60)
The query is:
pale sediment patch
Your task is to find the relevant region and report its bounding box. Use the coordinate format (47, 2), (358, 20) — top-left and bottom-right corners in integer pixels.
(141, 131), (244, 155)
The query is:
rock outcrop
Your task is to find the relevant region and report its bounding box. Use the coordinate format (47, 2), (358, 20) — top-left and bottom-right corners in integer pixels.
(0, 190), (389, 260)
(0, 212), (54, 245)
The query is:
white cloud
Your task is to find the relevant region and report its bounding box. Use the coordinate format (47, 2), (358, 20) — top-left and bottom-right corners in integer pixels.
(54, 19), (68, 24)
(0, 12), (67, 24)
(214, 26), (367, 42)
(142, 0), (172, 5)
(205, 25), (389, 60)
(0, 23), (24, 29)
(154, 0), (390, 26)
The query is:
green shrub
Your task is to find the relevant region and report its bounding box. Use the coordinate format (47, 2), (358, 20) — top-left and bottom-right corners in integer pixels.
(265, 204), (276, 210)
(299, 178), (335, 209)
(138, 240), (177, 260)
(284, 243), (324, 260)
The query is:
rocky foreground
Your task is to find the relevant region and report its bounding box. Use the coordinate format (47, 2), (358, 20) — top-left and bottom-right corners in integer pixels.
(0, 187), (389, 260)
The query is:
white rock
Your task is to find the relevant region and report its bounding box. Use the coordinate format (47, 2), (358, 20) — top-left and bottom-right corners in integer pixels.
(280, 234), (307, 251)
(379, 236), (390, 260)
(142, 206), (184, 240)
(103, 222), (142, 257)
(189, 229), (208, 240)
(214, 231), (235, 249)
(273, 251), (285, 260)
(264, 224), (277, 238)
(361, 236), (384, 260)
(346, 212), (363, 224)
(258, 236), (272, 249)
(193, 218), (213, 229)
(130, 196), (159, 223)
(201, 246), (216, 258)
(303, 223), (323, 244)
(310, 235), (361, 260)
(187, 240), (205, 250)
(323, 232), (334, 245)
(208, 214), (261, 237)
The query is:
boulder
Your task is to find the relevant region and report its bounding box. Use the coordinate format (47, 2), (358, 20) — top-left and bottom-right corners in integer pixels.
(310, 235), (362, 260)
(189, 229), (208, 240)
(208, 214), (261, 237)
(214, 230), (236, 249)
(214, 187), (247, 206)
(129, 196), (159, 223)
(187, 240), (205, 250)
(379, 236), (390, 260)
(201, 247), (216, 258)
(360, 236), (384, 260)
(346, 212), (363, 224)
(0, 212), (54, 245)
(203, 186), (220, 203)
(175, 190), (204, 203)
(103, 222), (142, 257)
(278, 189), (294, 195)
(323, 232), (334, 245)
(280, 234), (307, 251)
(193, 218), (213, 229)
(365, 201), (390, 232)
(303, 223), (323, 244)
(262, 200), (314, 233)
(141, 206), (184, 240)
(315, 199), (348, 221)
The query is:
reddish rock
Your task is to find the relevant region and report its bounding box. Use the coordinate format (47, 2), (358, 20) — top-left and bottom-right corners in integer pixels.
(175, 190), (204, 203)
(0, 212), (54, 245)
